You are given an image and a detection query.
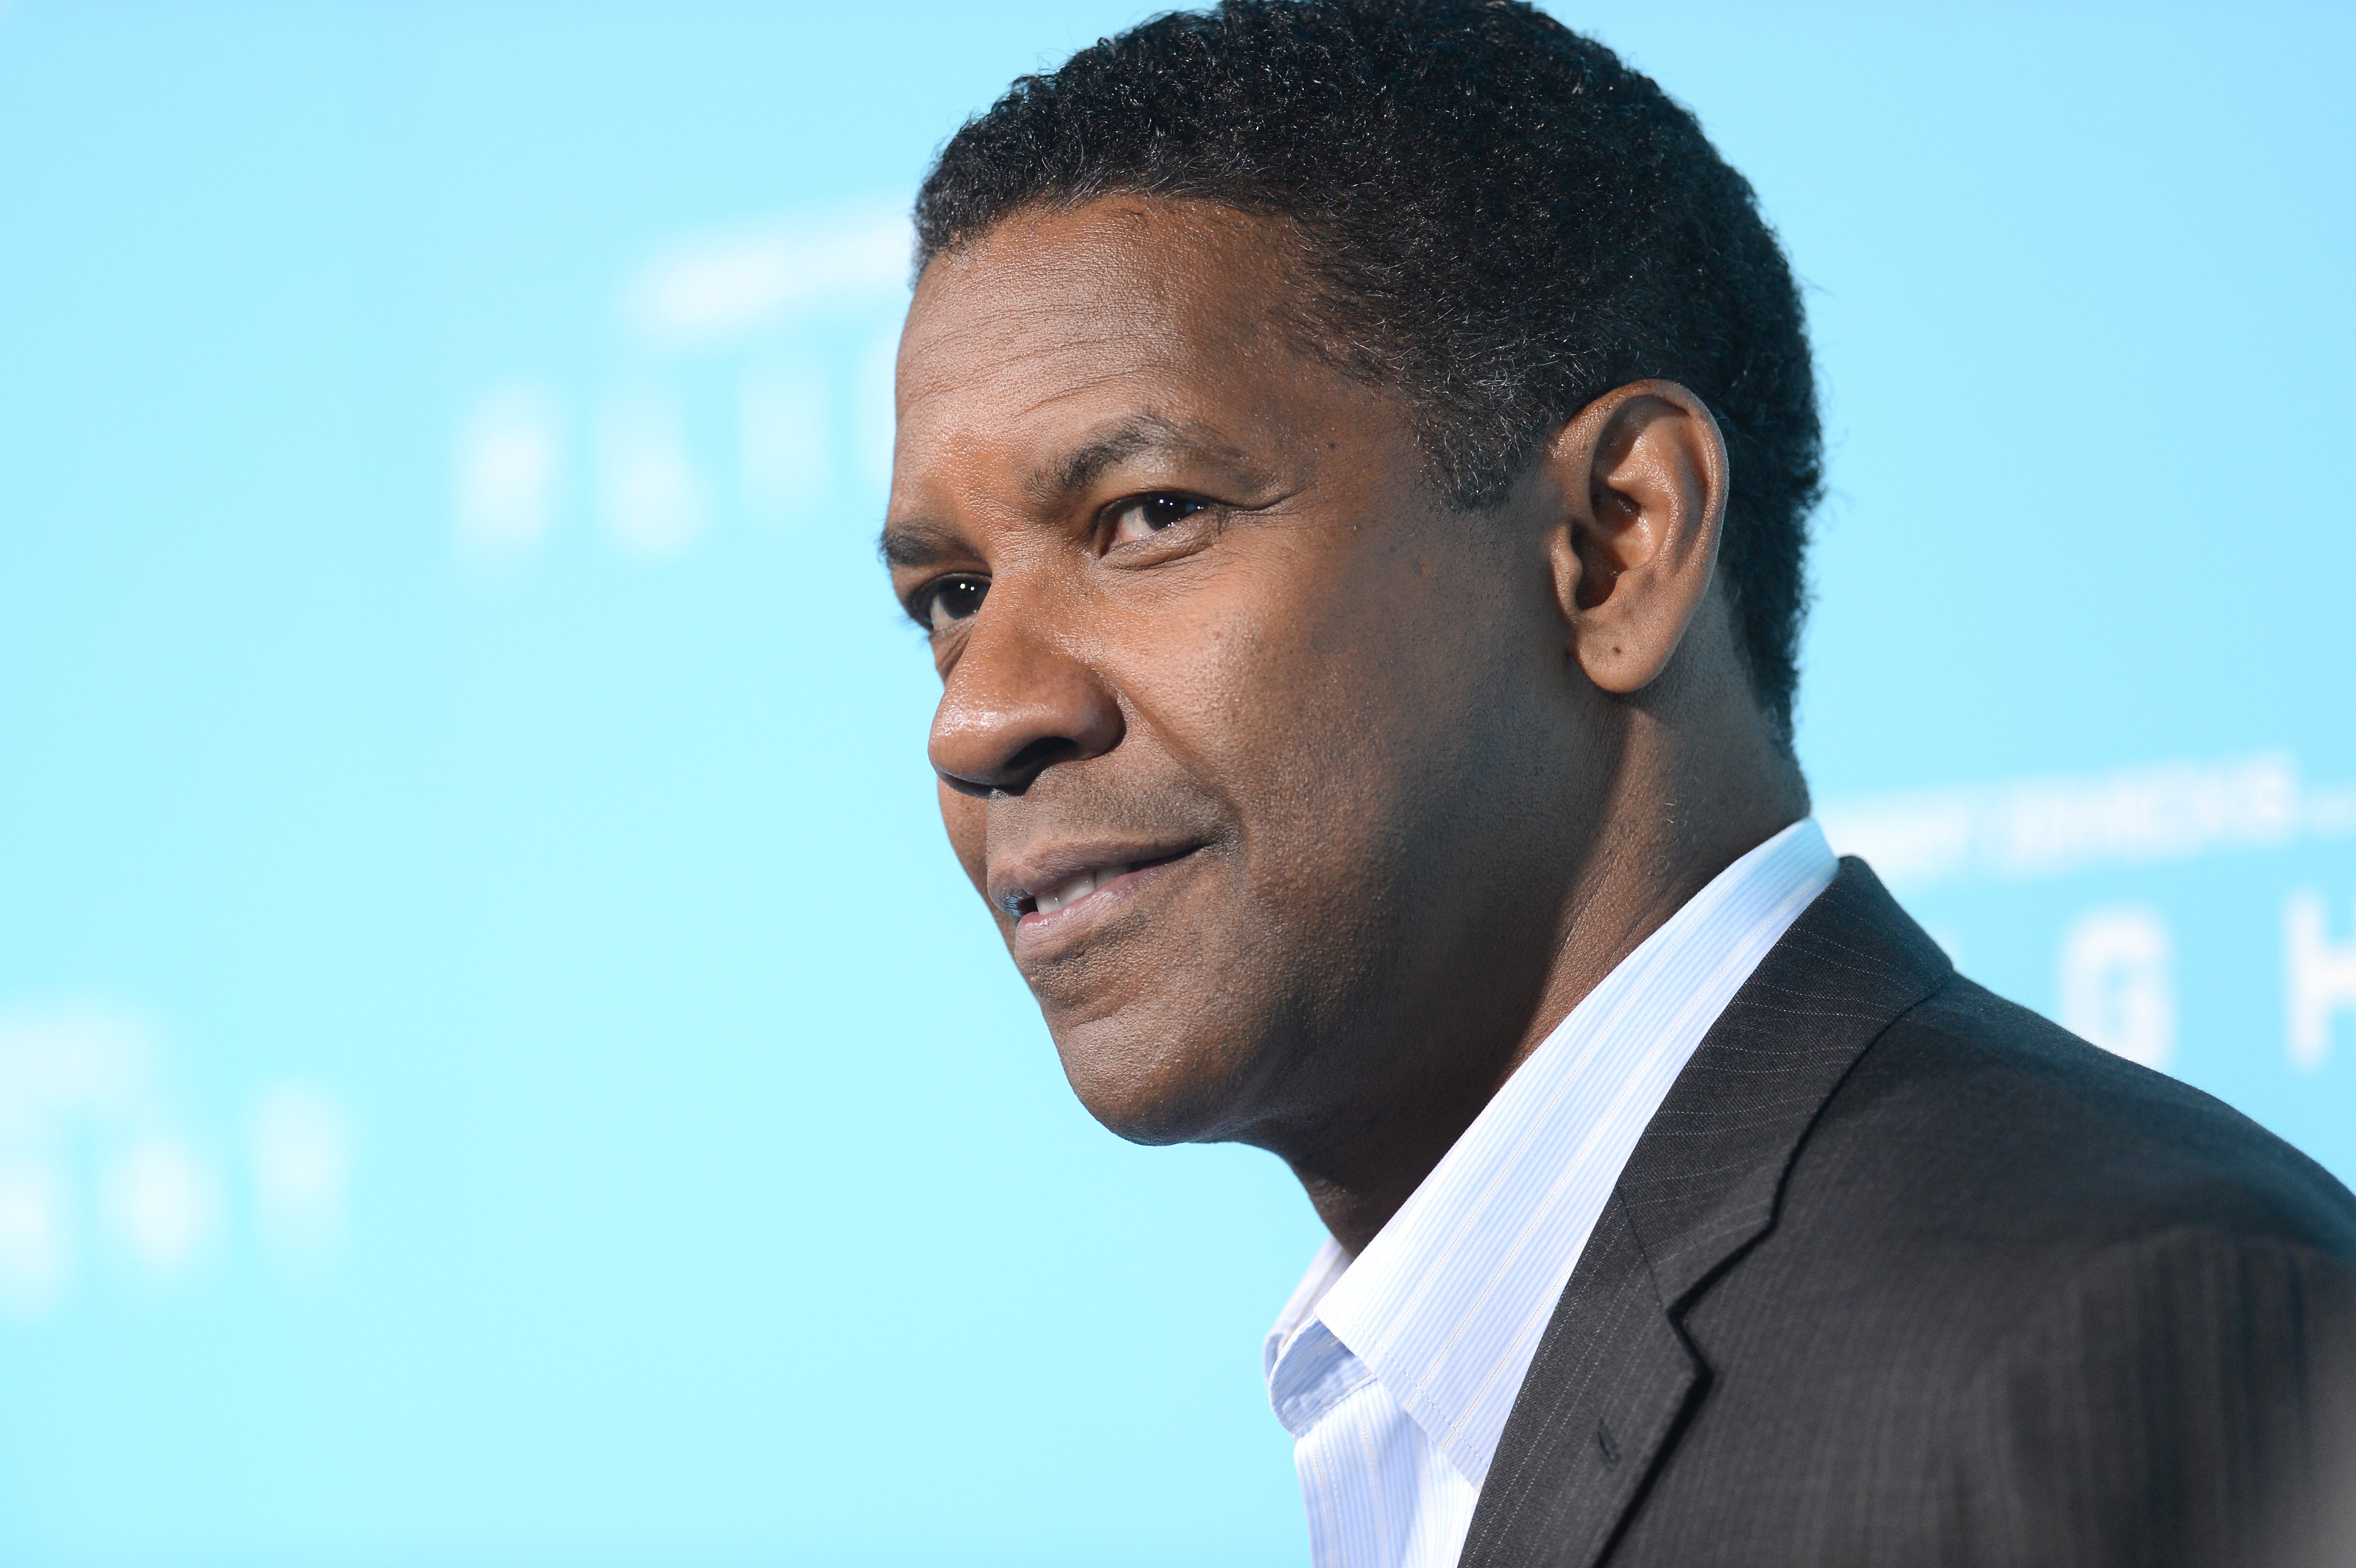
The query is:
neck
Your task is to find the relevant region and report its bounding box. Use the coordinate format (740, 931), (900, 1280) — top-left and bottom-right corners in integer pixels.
(1288, 710), (1808, 1257)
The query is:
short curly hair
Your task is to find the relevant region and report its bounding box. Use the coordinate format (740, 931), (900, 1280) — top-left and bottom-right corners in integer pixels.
(915, 0), (1821, 740)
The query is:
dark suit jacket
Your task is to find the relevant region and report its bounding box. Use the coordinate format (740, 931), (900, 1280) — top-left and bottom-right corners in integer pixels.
(1464, 859), (2356, 1568)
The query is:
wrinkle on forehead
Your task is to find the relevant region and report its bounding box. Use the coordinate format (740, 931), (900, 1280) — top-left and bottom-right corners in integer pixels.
(900, 197), (1313, 384)
(888, 195), (1408, 532)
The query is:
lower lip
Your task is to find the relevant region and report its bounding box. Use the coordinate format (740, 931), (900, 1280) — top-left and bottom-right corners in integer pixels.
(1013, 851), (1198, 954)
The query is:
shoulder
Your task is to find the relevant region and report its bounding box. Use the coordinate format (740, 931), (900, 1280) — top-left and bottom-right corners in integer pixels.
(1597, 904), (2356, 1564)
(1646, 975), (2356, 1560)
(1677, 968), (2356, 1422)
(1795, 972), (2356, 1265)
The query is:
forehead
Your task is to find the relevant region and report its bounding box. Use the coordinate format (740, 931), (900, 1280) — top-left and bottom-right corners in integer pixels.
(891, 199), (1342, 492)
(903, 197), (1300, 381)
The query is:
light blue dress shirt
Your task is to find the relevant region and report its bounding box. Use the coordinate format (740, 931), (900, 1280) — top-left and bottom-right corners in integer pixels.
(1263, 818), (1840, 1568)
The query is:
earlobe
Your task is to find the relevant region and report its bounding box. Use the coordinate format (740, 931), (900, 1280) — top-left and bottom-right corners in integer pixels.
(1542, 380), (1728, 697)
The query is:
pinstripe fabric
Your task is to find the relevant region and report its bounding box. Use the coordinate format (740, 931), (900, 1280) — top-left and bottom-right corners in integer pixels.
(1457, 862), (2356, 1568)
(1262, 819), (1839, 1568)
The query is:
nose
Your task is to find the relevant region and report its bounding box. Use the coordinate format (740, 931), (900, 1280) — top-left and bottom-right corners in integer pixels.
(927, 589), (1123, 797)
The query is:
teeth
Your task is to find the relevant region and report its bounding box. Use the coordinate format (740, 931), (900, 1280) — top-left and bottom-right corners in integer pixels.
(1034, 864), (1130, 915)
(1037, 872), (1092, 914)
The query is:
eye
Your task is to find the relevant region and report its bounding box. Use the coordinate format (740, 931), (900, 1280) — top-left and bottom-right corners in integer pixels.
(1104, 492), (1211, 546)
(914, 575), (988, 632)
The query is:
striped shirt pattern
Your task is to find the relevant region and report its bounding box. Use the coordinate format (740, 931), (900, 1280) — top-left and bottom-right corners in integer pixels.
(1262, 819), (1840, 1568)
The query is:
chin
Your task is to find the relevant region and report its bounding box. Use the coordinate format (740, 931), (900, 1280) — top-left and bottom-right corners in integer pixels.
(1047, 1003), (1271, 1147)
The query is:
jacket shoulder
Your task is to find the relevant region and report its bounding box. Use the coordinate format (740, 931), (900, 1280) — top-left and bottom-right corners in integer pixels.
(1609, 977), (2356, 1565)
(1809, 973), (2356, 1260)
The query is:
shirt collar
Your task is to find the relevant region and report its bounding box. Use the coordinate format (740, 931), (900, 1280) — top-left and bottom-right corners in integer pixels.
(1265, 818), (1838, 1482)
(1261, 1237), (1360, 1436)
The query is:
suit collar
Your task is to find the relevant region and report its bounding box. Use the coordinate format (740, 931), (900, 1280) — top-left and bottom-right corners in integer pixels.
(1298, 819), (1838, 1490)
(1461, 858), (1952, 1568)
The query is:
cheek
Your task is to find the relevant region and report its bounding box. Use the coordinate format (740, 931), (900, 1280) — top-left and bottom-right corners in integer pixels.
(1156, 547), (1530, 918)
(1192, 544), (1455, 762)
(1124, 586), (1420, 896)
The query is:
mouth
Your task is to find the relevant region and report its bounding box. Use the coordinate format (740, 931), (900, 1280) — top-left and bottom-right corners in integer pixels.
(995, 845), (1202, 944)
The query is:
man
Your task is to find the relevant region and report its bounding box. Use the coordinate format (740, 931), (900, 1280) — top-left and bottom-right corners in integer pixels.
(879, 2), (2356, 1563)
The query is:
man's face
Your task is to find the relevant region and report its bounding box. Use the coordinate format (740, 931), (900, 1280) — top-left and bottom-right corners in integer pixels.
(885, 198), (1609, 1154)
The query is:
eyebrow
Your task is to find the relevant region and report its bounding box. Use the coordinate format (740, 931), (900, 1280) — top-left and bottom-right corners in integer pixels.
(877, 414), (1276, 567)
(1035, 414), (1186, 502)
(1030, 414), (1267, 507)
(877, 517), (971, 571)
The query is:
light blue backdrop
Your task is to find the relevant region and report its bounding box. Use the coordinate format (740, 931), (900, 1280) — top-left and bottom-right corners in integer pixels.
(1, 3), (2351, 1563)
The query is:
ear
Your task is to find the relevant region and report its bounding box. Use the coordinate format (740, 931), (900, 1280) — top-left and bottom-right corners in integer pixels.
(1541, 380), (1728, 695)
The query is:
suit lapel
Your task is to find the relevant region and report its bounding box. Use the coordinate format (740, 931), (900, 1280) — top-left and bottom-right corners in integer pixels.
(1460, 860), (1952, 1568)
(1454, 1186), (1702, 1568)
